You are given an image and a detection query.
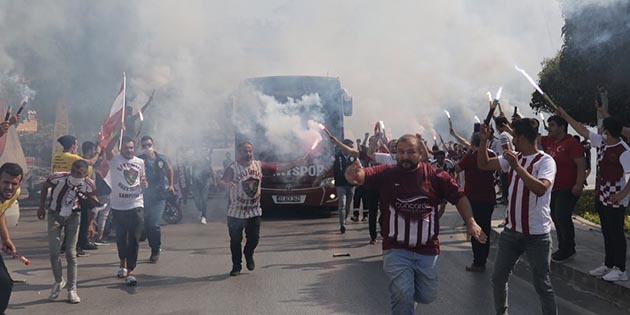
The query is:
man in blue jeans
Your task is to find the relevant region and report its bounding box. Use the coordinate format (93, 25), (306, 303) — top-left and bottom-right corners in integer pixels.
(478, 119), (558, 315)
(139, 136), (174, 263)
(345, 134), (486, 315)
(332, 139), (359, 234)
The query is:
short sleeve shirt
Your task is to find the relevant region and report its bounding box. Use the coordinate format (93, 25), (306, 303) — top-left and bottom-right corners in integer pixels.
(363, 163), (465, 255)
(109, 154), (145, 210)
(498, 152), (556, 235)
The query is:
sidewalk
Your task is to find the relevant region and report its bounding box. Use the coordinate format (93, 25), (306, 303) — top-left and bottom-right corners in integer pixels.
(490, 205), (630, 312)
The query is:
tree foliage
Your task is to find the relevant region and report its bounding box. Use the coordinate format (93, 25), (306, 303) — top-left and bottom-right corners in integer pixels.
(531, 1), (630, 125)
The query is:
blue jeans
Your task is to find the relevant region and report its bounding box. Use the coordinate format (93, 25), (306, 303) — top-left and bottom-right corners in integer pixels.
(492, 229), (556, 315)
(144, 199), (166, 255)
(383, 249), (439, 315)
(336, 186), (355, 227)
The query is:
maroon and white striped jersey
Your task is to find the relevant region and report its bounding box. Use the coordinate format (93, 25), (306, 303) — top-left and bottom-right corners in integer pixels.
(222, 160), (277, 219)
(590, 131), (630, 208)
(364, 163), (464, 255)
(46, 172), (96, 217)
(499, 151), (556, 235)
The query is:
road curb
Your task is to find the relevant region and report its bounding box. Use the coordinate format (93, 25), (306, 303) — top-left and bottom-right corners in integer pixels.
(489, 225), (630, 312)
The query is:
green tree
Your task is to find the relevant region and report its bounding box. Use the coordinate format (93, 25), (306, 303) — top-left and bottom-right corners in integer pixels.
(531, 1), (630, 125)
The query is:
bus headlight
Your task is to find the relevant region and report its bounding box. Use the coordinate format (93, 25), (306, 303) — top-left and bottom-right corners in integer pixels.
(319, 177), (335, 188)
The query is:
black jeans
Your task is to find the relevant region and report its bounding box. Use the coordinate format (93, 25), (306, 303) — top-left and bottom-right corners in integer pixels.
(0, 254), (12, 313)
(470, 201), (494, 266)
(112, 208), (144, 271)
(550, 190), (577, 254)
(227, 216), (261, 269)
(76, 200), (90, 249)
(364, 189), (379, 241)
(597, 201), (627, 272)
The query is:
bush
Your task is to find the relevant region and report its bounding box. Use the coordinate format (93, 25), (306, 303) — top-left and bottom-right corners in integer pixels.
(574, 190), (630, 234)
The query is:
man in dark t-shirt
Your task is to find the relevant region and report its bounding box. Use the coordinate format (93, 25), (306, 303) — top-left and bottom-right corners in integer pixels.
(345, 134), (486, 315)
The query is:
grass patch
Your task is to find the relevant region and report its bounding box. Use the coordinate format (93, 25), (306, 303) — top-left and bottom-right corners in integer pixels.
(574, 190), (630, 234)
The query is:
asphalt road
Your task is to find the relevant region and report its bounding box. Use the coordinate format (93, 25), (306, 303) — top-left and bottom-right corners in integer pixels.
(3, 201), (626, 315)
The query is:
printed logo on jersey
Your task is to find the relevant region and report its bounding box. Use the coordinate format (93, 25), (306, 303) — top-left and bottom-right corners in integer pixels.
(242, 178), (260, 198)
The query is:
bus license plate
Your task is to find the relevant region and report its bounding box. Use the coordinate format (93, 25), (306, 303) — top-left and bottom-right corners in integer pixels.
(273, 195), (306, 204)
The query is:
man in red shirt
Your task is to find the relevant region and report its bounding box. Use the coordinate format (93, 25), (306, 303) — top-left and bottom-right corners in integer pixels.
(456, 133), (497, 272)
(540, 115), (586, 262)
(345, 134), (486, 315)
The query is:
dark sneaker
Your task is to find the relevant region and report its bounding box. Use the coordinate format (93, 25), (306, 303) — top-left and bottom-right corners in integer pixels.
(76, 249), (90, 257)
(465, 264), (486, 273)
(551, 250), (576, 263)
(340, 226), (346, 234)
(361, 217), (368, 222)
(230, 267), (241, 277)
(245, 256), (255, 271)
(126, 275), (137, 286)
(149, 253), (160, 263)
(83, 243), (98, 250)
(369, 239), (377, 245)
(350, 216), (359, 222)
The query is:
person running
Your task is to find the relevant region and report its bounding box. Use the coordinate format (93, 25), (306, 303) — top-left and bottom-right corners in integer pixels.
(540, 115), (586, 263)
(558, 106), (630, 282)
(221, 141), (305, 276)
(0, 163), (23, 314)
(51, 135), (82, 174)
(430, 150), (457, 218)
(106, 136), (147, 286)
(345, 134), (486, 315)
(477, 119), (558, 315)
(38, 160), (98, 304)
(138, 136), (174, 263)
(456, 133), (496, 272)
(331, 139), (358, 234)
(191, 147), (214, 224)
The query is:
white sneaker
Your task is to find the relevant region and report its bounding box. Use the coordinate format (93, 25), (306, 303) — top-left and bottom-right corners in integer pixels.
(602, 267), (628, 282)
(589, 265), (612, 277)
(48, 279), (66, 300)
(126, 275), (137, 286)
(200, 217), (207, 225)
(117, 267), (128, 278)
(68, 290), (81, 304)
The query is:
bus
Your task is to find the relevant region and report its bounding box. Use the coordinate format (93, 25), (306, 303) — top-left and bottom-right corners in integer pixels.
(230, 76), (353, 210)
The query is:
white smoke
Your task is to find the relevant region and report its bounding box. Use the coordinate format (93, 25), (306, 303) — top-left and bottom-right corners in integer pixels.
(0, 0), (565, 150)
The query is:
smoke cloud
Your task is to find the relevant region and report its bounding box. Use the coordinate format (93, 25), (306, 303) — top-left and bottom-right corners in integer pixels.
(0, 0), (565, 152)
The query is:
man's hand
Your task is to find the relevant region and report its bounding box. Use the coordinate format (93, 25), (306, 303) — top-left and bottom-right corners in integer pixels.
(2, 238), (16, 257)
(167, 185), (175, 194)
(88, 224), (97, 239)
(344, 160), (364, 186)
(504, 150), (519, 169)
(8, 114), (20, 126)
(479, 124), (491, 142)
(571, 184), (583, 197)
(611, 191), (628, 204)
(467, 221), (487, 244)
(0, 121), (9, 136)
(140, 175), (148, 189)
(449, 127), (455, 136)
(37, 207), (46, 220)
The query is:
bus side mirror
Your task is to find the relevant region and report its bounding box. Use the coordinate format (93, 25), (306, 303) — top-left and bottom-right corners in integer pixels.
(342, 90), (353, 117)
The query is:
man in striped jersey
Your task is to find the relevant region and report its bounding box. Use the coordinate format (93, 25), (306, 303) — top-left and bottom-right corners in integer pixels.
(559, 106), (630, 282)
(222, 141), (306, 277)
(345, 134), (486, 315)
(477, 118), (558, 315)
(38, 160), (98, 304)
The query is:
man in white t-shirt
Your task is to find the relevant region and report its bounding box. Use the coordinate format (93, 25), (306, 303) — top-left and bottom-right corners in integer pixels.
(478, 118), (558, 315)
(105, 136), (147, 286)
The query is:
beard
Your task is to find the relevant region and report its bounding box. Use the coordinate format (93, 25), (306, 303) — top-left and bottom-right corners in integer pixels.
(398, 159), (419, 170)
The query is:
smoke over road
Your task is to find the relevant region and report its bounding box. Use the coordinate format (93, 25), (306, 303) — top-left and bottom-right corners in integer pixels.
(0, 0), (573, 147)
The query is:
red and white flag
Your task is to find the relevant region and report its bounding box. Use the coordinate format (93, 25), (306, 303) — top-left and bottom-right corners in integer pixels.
(96, 74), (126, 178)
(99, 74), (126, 149)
